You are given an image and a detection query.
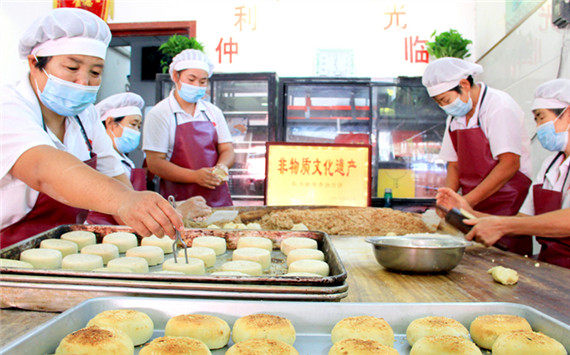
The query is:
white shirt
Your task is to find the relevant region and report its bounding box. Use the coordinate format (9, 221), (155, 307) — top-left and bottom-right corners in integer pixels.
(438, 83), (532, 179)
(142, 92), (232, 161)
(519, 153), (570, 215)
(110, 148), (136, 179)
(0, 73), (124, 229)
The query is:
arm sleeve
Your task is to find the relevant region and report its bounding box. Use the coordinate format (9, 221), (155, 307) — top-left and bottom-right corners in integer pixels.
(484, 97), (524, 159)
(518, 188), (535, 215)
(142, 106), (172, 154)
(212, 105), (233, 144)
(437, 117), (457, 162)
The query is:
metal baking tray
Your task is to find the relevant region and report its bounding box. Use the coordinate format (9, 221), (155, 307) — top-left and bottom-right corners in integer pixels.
(0, 224), (346, 286)
(1, 297), (568, 354)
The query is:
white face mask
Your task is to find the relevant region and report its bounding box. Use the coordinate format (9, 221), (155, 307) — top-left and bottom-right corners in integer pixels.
(36, 69), (99, 116)
(536, 108), (569, 152)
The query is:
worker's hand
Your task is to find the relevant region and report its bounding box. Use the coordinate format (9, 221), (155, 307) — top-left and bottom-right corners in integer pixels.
(115, 191), (183, 239)
(194, 167), (223, 189)
(177, 196), (212, 221)
(435, 187), (471, 218)
(464, 216), (507, 247)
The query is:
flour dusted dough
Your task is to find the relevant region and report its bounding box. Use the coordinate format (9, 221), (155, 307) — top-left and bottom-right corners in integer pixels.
(286, 248), (325, 266)
(107, 256), (149, 273)
(20, 248), (62, 269)
(102, 232), (138, 253)
(125, 246), (164, 266)
(469, 314), (532, 350)
(139, 336), (210, 355)
(192, 236), (227, 255)
(87, 309), (154, 346)
(60, 231), (96, 250)
(237, 236), (273, 251)
(0, 258), (33, 269)
(410, 335), (482, 355)
(487, 266), (519, 285)
(165, 314), (231, 349)
(40, 239), (78, 257)
(232, 247), (271, 270)
(331, 316), (394, 347)
(231, 314), (296, 345)
(140, 235), (174, 254)
(181, 247), (216, 267)
(81, 244), (119, 265)
(288, 259), (329, 276)
(280, 237), (317, 255)
(406, 316), (469, 346)
(162, 257), (205, 275)
(226, 339), (299, 355)
(221, 260), (262, 276)
(55, 325), (134, 355)
(491, 330), (566, 355)
(62, 254), (104, 271)
(329, 338), (399, 355)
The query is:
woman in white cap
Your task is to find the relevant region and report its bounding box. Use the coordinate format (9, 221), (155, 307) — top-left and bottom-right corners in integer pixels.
(143, 49), (235, 206)
(0, 8), (182, 248)
(423, 57), (533, 255)
(437, 78), (570, 268)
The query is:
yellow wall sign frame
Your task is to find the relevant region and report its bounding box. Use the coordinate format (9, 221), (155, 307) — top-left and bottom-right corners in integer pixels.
(265, 142), (371, 207)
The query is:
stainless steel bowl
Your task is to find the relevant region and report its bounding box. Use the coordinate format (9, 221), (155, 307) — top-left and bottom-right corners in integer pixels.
(365, 235), (471, 273)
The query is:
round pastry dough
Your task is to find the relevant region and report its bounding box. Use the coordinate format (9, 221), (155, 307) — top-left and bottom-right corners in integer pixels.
(288, 259), (329, 276)
(192, 236), (226, 255)
(62, 254), (104, 271)
(237, 236), (273, 251)
(139, 336), (210, 355)
(60, 231), (96, 250)
(406, 316), (469, 346)
(102, 232), (138, 253)
(246, 223), (262, 230)
(223, 222), (237, 229)
(232, 247), (271, 270)
(232, 313), (296, 345)
(0, 258), (33, 269)
(286, 248), (325, 266)
(410, 335), (482, 355)
(20, 248), (62, 269)
(207, 224), (221, 229)
(211, 271), (249, 276)
(140, 235), (174, 254)
(81, 244), (119, 265)
(181, 247), (216, 267)
(40, 239), (78, 257)
(93, 266), (133, 273)
(331, 316), (394, 347)
(221, 260), (262, 276)
(469, 314), (532, 350)
(280, 237), (317, 255)
(329, 338), (399, 355)
(125, 246), (164, 266)
(162, 257), (205, 275)
(165, 314), (230, 349)
(226, 339), (299, 355)
(55, 325), (134, 355)
(291, 223), (308, 231)
(491, 330), (567, 355)
(107, 256), (149, 273)
(87, 309), (153, 346)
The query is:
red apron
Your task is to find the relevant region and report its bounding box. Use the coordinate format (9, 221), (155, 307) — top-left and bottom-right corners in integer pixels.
(0, 116), (96, 248)
(533, 152), (570, 268)
(85, 164), (146, 225)
(159, 107), (232, 207)
(449, 85), (532, 255)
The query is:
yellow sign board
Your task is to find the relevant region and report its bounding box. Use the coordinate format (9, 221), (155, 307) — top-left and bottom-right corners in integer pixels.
(265, 143), (371, 206)
(377, 169), (415, 198)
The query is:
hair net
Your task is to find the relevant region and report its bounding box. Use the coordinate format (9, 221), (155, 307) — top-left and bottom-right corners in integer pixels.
(531, 78), (570, 111)
(19, 8), (111, 60)
(169, 49), (214, 80)
(96, 93), (145, 120)
(422, 58), (483, 97)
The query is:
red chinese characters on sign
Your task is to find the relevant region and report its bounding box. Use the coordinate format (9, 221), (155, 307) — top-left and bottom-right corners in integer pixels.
(216, 37), (239, 64)
(54, 0), (111, 21)
(276, 157), (357, 177)
(235, 5), (257, 31)
(384, 4), (407, 30)
(404, 36), (429, 63)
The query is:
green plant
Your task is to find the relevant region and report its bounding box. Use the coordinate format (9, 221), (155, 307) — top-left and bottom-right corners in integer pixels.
(158, 35), (205, 73)
(426, 29), (472, 59)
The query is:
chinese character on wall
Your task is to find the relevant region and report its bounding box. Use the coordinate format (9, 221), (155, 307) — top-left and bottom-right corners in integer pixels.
(235, 5), (257, 31)
(216, 37), (239, 64)
(404, 36), (429, 63)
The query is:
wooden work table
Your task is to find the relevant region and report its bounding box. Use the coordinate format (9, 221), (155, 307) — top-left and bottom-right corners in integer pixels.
(1, 235), (569, 348)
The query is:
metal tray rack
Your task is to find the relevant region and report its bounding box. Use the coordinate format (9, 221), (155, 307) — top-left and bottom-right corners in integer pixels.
(1, 296), (568, 354)
(0, 225), (348, 311)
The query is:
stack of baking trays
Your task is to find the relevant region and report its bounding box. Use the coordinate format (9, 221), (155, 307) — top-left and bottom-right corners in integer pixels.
(0, 224), (348, 312)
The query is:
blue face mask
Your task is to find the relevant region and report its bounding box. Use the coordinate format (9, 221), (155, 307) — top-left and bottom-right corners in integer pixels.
(177, 82), (206, 103)
(114, 125), (141, 154)
(36, 70), (99, 116)
(536, 110), (569, 152)
(440, 95), (473, 117)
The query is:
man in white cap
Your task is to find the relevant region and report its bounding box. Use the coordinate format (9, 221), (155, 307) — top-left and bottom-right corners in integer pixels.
(143, 49), (235, 206)
(423, 57), (533, 255)
(437, 78), (570, 268)
(0, 8), (182, 247)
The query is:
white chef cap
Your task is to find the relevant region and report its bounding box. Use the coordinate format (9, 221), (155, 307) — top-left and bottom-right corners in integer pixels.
(169, 49), (214, 80)
(19, 8), (111, 60)
(422, 57), (483, 97)
(96, 93), (145, 121)
(531, 78), (570, 111)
